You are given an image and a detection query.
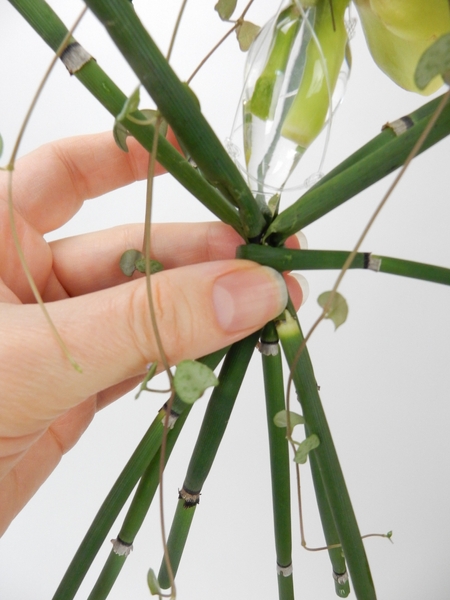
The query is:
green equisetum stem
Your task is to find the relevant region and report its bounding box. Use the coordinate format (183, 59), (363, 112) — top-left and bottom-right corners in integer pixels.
(307, 93), (447, 189)
(156, 498), (196, 591)
(85, 350), (228, 600)
(88, 348), (228, 600)
(51, 408), (171, 600)
(265, 93), (450, 244)
(11, 0), (450, 247)
(7, 0), (244, 237)
(261, 323), (295, 600)
(374, 255), (450, 285)
(158, 333), (260, 589)
(237, 246), (367, 270)
(276, 309), (377, 600)
(50, 349), (226, 600)
(83, 0), (269, 240)
(307, 437), (350, 598)
(86, 408), (191, 600)
(237, 245), (450, 286)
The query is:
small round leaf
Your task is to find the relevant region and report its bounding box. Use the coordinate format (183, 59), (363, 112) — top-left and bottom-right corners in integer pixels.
(214, 0), (237, 21)
(134, 257), (164, 275)
(236, 21), (261, 52)
(273, 409), (305, 429)
(318, 291), (348, 330)
(294, 434), (320, 464)
(119, 249), (143, 276)
(174, 360), (219, 404)
(113, 121), (130, 152)
(147, 569), (161, 596)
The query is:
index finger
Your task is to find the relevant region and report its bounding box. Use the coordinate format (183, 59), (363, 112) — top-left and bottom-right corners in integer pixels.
(0, 131), (171, 234)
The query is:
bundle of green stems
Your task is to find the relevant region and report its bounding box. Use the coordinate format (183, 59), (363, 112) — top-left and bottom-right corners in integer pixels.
(7, 1), (450, 599)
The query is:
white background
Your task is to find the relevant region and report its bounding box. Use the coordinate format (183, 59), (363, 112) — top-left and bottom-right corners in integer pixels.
(1, 1), (450, 599)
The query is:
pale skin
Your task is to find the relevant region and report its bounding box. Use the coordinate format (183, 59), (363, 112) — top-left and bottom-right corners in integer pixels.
(0, 131), (302, 535)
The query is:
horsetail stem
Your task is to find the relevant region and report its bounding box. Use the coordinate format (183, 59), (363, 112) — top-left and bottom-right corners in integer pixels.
(51, 408), (169, 600)
(373, 254), (450, 284)
(237, 246), (367, 270)
(309, 93), (446, 188)
(307, 437), (350, 598)
(158, 332), (259, 589)
(157, 497), (197, 592)
(265, 93), (450, 244)
(50, 350), (226, 600)
(8, 3), (447, 599)
(276, 309), (376, 600)
(83, 0), (269, 239)
(7, 0), (244, 236)
(237, 245), (450, 286)
(261, 322), (295, 600)
(86, 409), (190, 600)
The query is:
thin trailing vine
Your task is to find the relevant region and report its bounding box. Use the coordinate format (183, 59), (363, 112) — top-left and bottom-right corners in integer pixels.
(142, 4), (197, 597)
(3, 6), (88, 372)
(145, 116), (177, 600)
(286, 88), (450, 408)
(187, 0), (258, 83)
(4, 2), (450, 599)
(283, 88), (450, 555)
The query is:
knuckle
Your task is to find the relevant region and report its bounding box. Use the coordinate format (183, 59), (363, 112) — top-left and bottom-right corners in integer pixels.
(127, 277), (195, 365)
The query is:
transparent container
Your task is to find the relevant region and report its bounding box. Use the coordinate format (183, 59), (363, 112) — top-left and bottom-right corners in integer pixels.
(226, 2), (352, 204)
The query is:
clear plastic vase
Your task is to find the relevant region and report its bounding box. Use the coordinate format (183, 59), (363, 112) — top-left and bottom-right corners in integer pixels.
(226, 2), (352, 204)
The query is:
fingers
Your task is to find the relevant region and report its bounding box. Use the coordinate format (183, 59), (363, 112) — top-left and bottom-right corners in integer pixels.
(48, 221), (304, 299)
(0, 374), (149, 531)
(49, 221), (244, 297)
(0, 394), (96, 534)
(0, 132), (163, 234)
(0, 260), (301, 438)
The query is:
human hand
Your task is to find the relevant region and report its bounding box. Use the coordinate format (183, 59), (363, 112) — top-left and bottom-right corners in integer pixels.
(0, 132), (303, 535)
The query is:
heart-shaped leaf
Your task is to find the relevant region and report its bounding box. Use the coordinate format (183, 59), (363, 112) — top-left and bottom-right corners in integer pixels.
(236, 21), (261, 52)
(147, 569), (161, 596)
(134, 257), (164, 275)
(294, 434), (320, 464)
(113, 120), (130, 152)
(318, 291), (348, 330)
(214, 0), (237, 21)
(174, 360), (219, 404)
(120, 249), (163, 277)
(119, 249), (143, 276)
(273, 409), (305, 429)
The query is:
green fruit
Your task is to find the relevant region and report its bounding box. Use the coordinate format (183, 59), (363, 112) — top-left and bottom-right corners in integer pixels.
(355, 0), (448, 93)
(369, 0), (450, 42)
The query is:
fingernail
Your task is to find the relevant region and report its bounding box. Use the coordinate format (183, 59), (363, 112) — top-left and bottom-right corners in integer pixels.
(295, 230), (308, 249)
(213, 266), (288, 332)
(290, 273), (310, 306)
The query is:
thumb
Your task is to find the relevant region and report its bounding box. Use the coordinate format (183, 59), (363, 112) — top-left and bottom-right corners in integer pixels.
(1, 260), (299, 434)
